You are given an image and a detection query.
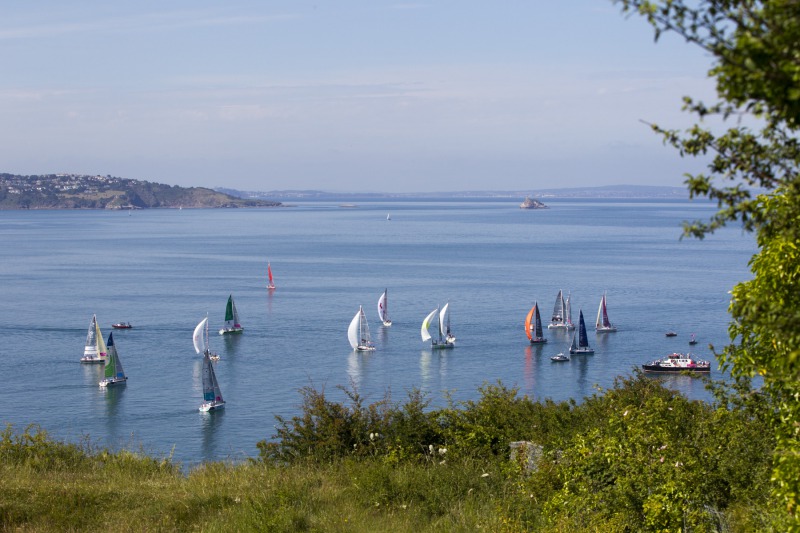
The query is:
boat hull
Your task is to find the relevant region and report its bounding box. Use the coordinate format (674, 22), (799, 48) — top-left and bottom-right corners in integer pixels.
(569, 348), (595, 355)
(355, 345), (376, 351)
(382, 320), (392, 327)
(199, 401), (225, 412)
(99, 377), (127, 387)
(547, 324), (574, 330)
(431, 342), (455, 350)
(551, 354), (569, 362)
(219, 327), (243, 335)
(112, 323), (132, 329)
(529, 338), (548, 344)
(80, 356), (106, 364)
(596, 326), (617, 333)
(642, 365), (710, 373)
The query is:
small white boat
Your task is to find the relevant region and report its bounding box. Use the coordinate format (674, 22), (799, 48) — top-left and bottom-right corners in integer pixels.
(81, 314), (107, 364)
(551, 352), (569, 362)
(421, 303), (456, 349)
(595, 291), (617, 332)
(99, 332), (128, 387)
(569, 309), (595, 355)
(199, 352), (225, 411)
(348, 305), (376, 351)
(377, 288), (392, 327)
(219, 294), (243, 335)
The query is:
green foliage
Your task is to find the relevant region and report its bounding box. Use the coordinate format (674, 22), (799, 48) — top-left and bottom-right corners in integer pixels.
(0, 373), (783, 530)
(612, 0), (800, 523)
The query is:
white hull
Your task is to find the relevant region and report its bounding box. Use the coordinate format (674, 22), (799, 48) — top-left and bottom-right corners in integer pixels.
(80, 356), (105, 364)
(219, 327), (243, 335)
(596, 326), (617, 333)
(356, 345), (376, 352)
(382, 320), (392, 327)
(199, 400), (225, 412)
(547, 323), (574, 330)
(551, 353), (569, 362)
(99, 377), (127, 387)
(570, 348), (595, 355)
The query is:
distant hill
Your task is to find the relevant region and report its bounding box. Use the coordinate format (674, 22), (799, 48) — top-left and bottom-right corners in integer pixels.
(0, 174), (281, 209)
(216, 184), (689, 201)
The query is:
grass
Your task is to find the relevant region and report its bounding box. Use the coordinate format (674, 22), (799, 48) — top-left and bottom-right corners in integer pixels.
(0, 426), (515, 532)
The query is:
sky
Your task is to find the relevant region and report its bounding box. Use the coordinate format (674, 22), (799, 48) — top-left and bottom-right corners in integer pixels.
(0, 1), (720, 192)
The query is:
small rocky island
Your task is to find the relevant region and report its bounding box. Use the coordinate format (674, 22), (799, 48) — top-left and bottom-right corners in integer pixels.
(519, 196), (548, 209)
(0, 173), (282, 210)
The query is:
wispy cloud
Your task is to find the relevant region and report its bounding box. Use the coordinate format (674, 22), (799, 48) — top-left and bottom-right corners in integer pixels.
(0, 10), (299, 40)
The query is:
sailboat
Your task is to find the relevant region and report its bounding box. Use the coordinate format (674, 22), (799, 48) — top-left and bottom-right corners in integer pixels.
(193, 316), (219, 361)
(421, 303), (455, 349)
(199, 352), (225, 412)
(348, 305), (375, 351)
(569, 309), (594, 355)
(81, 314), (108, 363)
(99, 332), (127, 387)
(266, 262), (276, 290)
(547, 289), (574, 329)
(595, 291), (617, 332)
(689, 333), (698, 345)
(218, 295), (243, 335)
(377, 289), (392, 326)
(387, 213), (391, 221)
(525, 301), (548, 344)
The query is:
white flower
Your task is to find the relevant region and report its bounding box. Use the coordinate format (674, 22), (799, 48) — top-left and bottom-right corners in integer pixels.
(438, 447), (447, 455)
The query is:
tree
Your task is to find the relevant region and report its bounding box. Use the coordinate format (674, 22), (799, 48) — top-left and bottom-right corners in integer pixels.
(613, 0), (800, 524)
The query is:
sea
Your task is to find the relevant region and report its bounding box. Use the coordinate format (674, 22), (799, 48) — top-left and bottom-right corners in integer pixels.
(0, 199), (756, 467)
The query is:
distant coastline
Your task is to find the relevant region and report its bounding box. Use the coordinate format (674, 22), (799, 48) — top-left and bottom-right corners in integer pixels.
(217, 184), (690, 202)
(0, 173), (281, 210)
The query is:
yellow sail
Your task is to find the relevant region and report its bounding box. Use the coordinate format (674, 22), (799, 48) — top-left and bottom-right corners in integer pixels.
(95, 321), (107, 358)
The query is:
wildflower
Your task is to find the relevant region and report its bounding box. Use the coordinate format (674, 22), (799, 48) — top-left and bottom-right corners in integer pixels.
(438, 447), (447, 455)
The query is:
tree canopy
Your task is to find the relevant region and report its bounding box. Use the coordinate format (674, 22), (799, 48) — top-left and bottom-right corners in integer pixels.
(614, 0), (800, 523)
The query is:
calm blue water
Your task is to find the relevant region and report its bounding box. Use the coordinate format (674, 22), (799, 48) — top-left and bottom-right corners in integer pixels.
(0, 200), (755, 466)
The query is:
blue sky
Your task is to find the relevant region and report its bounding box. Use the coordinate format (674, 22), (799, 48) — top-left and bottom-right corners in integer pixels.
(0, 2), (717, 192)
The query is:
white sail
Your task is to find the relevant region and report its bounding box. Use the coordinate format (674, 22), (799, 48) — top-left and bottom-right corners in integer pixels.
(565, 293), (573, 328)
(377, 290), (388, 322)
(596, 295), (604, 330)
(193, 317), (207, 354)
(83, 315), (99, 359)
(439, 303), (450, 341)
(348, 310), (360, 350)
(421, 308), (438, 342)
